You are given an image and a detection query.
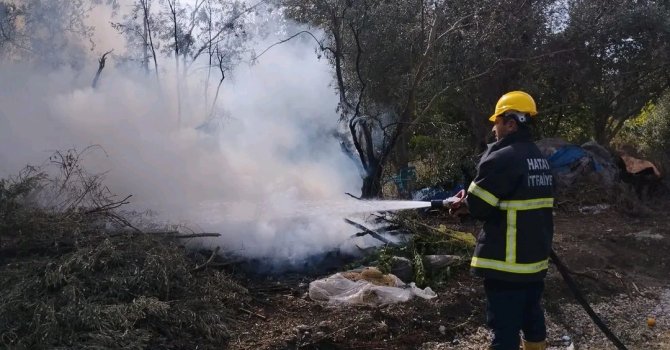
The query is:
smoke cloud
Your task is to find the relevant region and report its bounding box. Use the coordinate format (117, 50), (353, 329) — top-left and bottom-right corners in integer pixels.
(0, 10), (369, 263)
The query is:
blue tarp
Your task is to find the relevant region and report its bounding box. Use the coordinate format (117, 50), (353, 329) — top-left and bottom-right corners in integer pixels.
(547, 145), (604, 173)
(389, 166), (417, 194)
(412, 184), (464, 201)
(547, 145), (587, 173)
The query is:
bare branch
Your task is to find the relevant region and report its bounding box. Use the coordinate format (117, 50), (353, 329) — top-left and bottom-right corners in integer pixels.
(84, 194), (131, 214)
(192, 246), (221, 272)
(92, 49), (114, 88)
(174, 233), (221, 238)
(344, 218), (394, 246)
(253, 30), (330, 61)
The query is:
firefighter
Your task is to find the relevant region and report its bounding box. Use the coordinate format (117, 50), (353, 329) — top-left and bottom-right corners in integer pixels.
(451, 91), (554, 350)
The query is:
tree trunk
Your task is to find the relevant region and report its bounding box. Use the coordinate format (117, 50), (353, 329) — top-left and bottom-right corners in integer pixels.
(142, 11), (149, 73)
(593, 113), (609, 145)
(204, 2), (212, 113)
(394, 131), (410, 164)
(140, 0), (159, 82)
(393, 109), (412, 170)
(390, 94), (416, 197)
(361, 162), (383, 199)
(168, 0), (182, 126)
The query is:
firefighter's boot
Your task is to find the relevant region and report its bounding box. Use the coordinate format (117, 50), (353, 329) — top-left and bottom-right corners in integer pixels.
(521, 339), (547, 350)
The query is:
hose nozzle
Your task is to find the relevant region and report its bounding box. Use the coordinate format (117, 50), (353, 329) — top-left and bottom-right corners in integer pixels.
(430, 197), (457, 209)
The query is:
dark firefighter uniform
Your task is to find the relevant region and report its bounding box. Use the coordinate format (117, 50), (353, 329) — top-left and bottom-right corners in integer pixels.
(465, 127), (554, 350)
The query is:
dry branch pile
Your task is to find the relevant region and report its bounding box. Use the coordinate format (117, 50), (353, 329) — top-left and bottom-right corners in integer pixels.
(0, 150), (248, 349)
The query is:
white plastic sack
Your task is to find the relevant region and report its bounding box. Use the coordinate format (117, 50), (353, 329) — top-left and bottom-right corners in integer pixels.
(308, 272), (437, 306)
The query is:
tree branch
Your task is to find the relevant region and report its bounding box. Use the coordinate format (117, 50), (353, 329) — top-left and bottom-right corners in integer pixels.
(190, 0), (270, 61)
(192, 246), (220, 272)
(84, 194), (131, 214)
(92, 49), (114, 88)
(419, 48), (576, 118)
(253, 30), (329, 61)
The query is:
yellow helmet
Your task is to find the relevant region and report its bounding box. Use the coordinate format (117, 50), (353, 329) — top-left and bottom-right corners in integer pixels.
(489, 91), (538, 122)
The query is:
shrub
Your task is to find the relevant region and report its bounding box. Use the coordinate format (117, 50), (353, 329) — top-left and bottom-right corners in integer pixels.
(409, 121), (474, 190)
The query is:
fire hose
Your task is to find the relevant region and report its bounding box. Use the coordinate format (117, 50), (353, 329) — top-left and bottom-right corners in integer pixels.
(428, 199), (629, 350)
(549, 250), (628, 350)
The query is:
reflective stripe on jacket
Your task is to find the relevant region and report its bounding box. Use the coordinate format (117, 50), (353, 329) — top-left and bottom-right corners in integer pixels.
(465, 129), (554, 282)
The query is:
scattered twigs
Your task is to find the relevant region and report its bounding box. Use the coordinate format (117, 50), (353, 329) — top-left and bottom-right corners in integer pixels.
(85, 194), (132, 214)
(562, 266), (600, 281)
(47, 146), (110, 211)
(374, 213), (475, 243)
(298, 323), (357, 349)
(554, 263), (636, 299)
(344, 218), (394, 246)
(449, 309), (477, 330)
(567, 267), (633, 297)
(594, 268), (632, 299)
(104, 212), (144, 233)
(631, 282), (642, 296)
(192, 246), (220, 272)
(239, 306), (266, 320)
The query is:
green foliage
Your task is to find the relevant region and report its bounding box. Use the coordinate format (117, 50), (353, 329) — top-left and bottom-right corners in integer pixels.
(410, 225), (475, 257)
(1, 232), (247, 349)
(537, 0), (670, 144)
(344, 211), (475, 287)
(375, 245), (394, 274)
(287, 0), (670, 169)
(0, 167), (46, 235)
(404, 213), (475, 287)
(0, 147), (136, 250)
(615, 91), (670, 167)
(412, 247), (426, 287)
(409, 120), (474, 188)
(534, 107), (594, 144)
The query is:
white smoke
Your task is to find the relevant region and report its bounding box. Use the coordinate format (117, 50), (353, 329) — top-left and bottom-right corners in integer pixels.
(0, 7), (369, 262)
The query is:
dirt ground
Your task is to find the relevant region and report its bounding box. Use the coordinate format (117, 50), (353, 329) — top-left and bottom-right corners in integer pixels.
(227, 202), (670, 350)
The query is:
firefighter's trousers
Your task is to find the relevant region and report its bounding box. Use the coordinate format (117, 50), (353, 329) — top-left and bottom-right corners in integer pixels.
(484, 279), (546, 350)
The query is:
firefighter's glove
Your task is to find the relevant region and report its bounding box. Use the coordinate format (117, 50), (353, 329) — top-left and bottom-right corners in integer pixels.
(449, 189), (469, 217)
